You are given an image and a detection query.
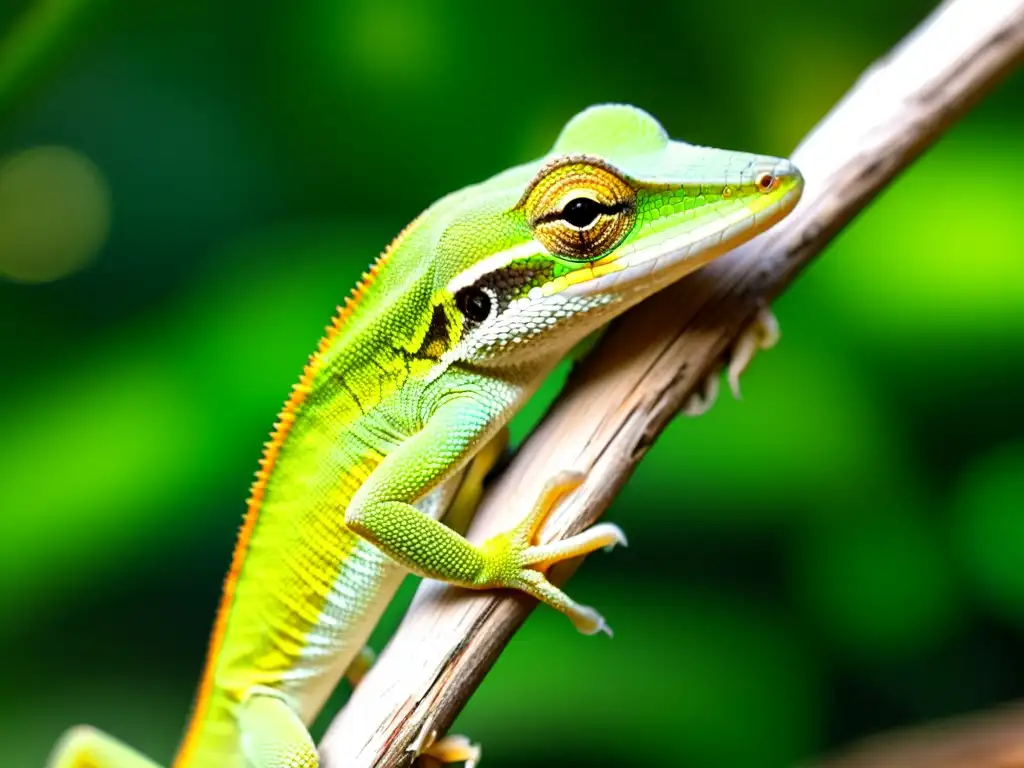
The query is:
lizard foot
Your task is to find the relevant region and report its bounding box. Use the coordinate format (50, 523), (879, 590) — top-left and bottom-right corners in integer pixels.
(411, 727), (481, 768)
(474, 470), (626, 636)
(727, 306), (780, 399)
(682, 306), (780, 417)
(682, 362), (723, 417)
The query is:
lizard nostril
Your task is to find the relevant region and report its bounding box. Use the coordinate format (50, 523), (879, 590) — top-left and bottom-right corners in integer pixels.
(756, 173), (779, 193)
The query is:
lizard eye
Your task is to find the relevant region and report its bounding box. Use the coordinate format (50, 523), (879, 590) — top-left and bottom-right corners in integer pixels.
(522, 161), (637, 262)
(561, 197), (603, 229)
(456, 285), (493, 323)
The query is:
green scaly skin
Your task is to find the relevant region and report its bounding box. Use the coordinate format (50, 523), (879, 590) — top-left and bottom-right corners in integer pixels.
(46, 105), (803, 768)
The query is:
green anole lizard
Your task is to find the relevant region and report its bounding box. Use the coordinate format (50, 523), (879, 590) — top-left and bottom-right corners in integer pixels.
(47, 104), (802, 768)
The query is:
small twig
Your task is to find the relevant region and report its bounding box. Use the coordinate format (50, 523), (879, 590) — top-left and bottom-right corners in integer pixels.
(320, 0), (1024, 765)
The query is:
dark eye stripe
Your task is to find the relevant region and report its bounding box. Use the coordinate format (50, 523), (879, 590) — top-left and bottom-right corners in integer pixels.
(414, 303), (453, 359)
(450, 260), (556, 327)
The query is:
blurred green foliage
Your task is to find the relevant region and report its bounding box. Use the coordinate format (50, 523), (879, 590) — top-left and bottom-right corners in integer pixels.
(1, 0), (1022, 766)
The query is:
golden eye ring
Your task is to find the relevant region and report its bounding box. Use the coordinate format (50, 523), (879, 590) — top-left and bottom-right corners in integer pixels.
(521, 160), (637, 261)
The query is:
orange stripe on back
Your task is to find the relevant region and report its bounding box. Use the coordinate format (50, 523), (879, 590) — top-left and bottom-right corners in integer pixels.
(172, 217), (421, 767)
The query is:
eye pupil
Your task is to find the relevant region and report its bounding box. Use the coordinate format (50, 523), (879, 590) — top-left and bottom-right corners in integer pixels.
(457, 286), (492, 323)
(562, 197), (602, 228)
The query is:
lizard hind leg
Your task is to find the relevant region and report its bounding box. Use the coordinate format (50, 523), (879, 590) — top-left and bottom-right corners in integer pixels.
(237, 688), (318, 768)
(47, 726), (163, 768)
(442, 426), (511, 537)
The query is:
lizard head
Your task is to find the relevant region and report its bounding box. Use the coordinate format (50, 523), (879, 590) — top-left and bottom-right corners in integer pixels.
(355, 104), (803, 384)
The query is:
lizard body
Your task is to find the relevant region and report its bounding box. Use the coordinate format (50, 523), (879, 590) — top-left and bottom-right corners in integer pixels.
(48, 104), (803, 768)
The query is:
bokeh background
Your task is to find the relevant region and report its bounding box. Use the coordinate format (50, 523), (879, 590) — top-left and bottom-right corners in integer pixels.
(2, 0), (1023, 766)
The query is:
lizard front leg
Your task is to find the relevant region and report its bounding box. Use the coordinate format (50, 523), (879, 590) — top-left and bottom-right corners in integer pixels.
(345, 393), (625, 635)
(441, 426), (510, 537)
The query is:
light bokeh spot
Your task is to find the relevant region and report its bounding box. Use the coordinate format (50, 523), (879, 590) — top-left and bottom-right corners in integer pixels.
(0, 146), (111, 283)
(342, 2), (441, 86)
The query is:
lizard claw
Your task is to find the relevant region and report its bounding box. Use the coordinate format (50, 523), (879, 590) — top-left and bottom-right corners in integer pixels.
(411, 727), (482, 768)
(682, 362), (723, 417)
(683, 306), (780, 417)
(727, 306), (780, 399)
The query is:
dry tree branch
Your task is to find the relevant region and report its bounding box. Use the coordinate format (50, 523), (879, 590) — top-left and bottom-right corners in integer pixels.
(321, 0), (1024, 765)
